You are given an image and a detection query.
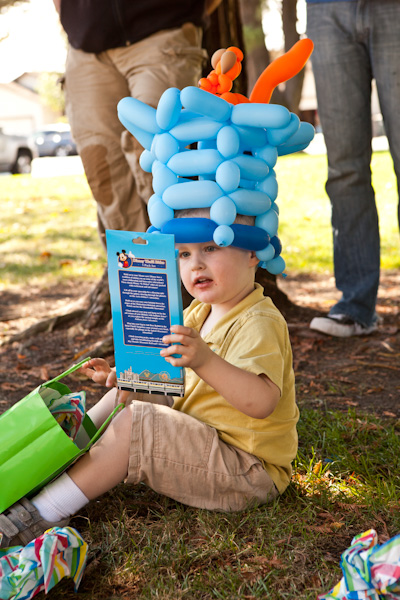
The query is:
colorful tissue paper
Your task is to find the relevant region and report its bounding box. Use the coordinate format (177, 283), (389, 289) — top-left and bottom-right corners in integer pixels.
(0, 526), (88, 599)
(318, 529), (400, 600)
(48, 392), (86, 442)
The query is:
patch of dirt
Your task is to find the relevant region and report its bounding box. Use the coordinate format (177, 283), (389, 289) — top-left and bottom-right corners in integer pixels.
(280, 270), (400, 418)
(0, 271), (399, 418)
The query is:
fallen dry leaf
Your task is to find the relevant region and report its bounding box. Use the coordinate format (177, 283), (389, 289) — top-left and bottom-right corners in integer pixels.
(40, 366), (50, 381)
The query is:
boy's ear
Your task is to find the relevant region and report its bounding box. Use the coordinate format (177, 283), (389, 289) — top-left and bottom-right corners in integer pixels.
(249, 250), (259, 267)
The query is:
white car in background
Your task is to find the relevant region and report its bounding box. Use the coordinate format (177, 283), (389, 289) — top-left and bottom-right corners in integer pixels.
(0, 128), (38, 174)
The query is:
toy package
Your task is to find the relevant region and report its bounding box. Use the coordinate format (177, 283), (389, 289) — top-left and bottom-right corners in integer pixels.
(106, 230), (185, 397)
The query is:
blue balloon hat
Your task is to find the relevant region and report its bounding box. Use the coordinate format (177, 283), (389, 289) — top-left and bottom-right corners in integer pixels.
(117, 46), (315, 275)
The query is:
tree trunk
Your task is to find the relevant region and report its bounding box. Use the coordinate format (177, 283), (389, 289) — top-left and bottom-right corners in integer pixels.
(237, 0), (271, 95)
(271, 0), (305, 114)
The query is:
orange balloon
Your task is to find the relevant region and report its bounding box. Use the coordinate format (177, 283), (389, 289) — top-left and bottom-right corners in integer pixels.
(220, 92), (250, 105)
(199, 77), (212, 92)
(208, 71), (219, 86)
(225, 61), (242, 81)
(217, 73), (233, 94)
(249, 38), (314, 104)
(226, 46), (244, 62)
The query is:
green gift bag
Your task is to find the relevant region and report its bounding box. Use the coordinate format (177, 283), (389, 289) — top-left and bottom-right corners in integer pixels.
(0, 358), (123, 513)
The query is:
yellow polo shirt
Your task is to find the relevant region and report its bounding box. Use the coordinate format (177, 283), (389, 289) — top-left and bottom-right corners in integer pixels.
(173, 283), (298, 494)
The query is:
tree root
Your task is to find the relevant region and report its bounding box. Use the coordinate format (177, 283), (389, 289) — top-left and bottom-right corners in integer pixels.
(74, 334), (115, 361)
(2, 267), (111, 347)
(1, 308), (87, 346)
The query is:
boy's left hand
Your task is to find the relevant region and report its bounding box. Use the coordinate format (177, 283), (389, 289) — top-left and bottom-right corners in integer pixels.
(160, 325), (212, 369)
(80, 358), (116, 387)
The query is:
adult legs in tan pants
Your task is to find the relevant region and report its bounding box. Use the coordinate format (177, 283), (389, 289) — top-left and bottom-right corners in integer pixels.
(64, 25), (206, 247)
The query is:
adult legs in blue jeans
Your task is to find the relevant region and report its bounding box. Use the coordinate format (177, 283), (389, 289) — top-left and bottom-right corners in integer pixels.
(307, 0), (400, 329)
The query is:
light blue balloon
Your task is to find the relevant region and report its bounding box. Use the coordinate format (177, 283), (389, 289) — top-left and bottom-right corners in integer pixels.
(256, 243), (275, 262)
(253, 144), (278, 168)
(213, 225), (235, 247)
(150, 134), (157, 155)
(118, 113), (154, 151)
(256, 209), (279, 236)
(267, 113), (300, 146)
(178, 109), (202, 122)
(277, 142), (310, 156)
(147, 194), (161, 211)
(210, 196), (237, 225)
(233, 125), (268, 149)
(239, 178), (256, 190)
(216, 126), (240, 158)
(230, 189), (271, 215)
(232, 155), (269, 180)
(148, 199), (174, 229)
(156, 88), (182, 130)
(270, 202), (279, 215)
(154, 133), (180, 163)
(170, 117), (223, 143)
(163, 180), (222, 209)
(167, 149), (223, 176)
(231, 103), (291, 130)
(151, 159), (163, 174)
(198, 139), (217, 150)
(117, 97), (161, 135)
(152, 164), (178, 196)
(181, 86), (232, 122)
(277, 122), (315, 156)
(265, 255), (286, 275)
(255, 172), (278, 201)
(215, 161), (240, 193)
(139, 149), (155, 173)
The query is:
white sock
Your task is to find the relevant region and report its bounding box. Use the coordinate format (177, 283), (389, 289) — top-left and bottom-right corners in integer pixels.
(31, 473), (89, 522)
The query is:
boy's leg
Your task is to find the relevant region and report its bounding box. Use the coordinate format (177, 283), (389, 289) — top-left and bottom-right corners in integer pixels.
(68, 403), (133, 499)
(87, 388), (118, 428)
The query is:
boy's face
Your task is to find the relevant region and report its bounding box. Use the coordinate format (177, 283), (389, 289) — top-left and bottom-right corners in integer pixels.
(177, 240), (258, 310)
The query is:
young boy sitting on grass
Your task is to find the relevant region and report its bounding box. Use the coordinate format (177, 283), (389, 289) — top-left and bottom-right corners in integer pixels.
(0, 211), (298, 549)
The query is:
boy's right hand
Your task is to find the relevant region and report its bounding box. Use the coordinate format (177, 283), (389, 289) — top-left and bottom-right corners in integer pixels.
(80, 358), (116, 388)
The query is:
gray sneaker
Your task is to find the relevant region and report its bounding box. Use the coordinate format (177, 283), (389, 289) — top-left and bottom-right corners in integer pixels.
(0, 498), (69, 549)
(310, 314), (378, 338)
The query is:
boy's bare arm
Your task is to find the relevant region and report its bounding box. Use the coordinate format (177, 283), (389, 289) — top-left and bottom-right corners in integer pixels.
(161, 326), (280, 419)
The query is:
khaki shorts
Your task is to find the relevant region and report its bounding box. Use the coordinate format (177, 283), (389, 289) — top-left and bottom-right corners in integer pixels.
(125, 400), (279, 512)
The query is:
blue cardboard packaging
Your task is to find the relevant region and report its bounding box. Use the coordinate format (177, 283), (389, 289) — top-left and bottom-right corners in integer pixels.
(106, 230), (184, 397)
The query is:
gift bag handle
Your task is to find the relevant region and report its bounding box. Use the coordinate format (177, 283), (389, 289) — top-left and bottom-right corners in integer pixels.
(45, 357), (91, 386)
(83, 403), (125, 451)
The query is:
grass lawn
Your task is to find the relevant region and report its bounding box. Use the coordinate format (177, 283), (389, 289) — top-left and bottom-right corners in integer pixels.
(1, 152), (399, 598)
(0, 174), (103, 290)
(1, 151), (398, 291)
(276, 150), (399, 272)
